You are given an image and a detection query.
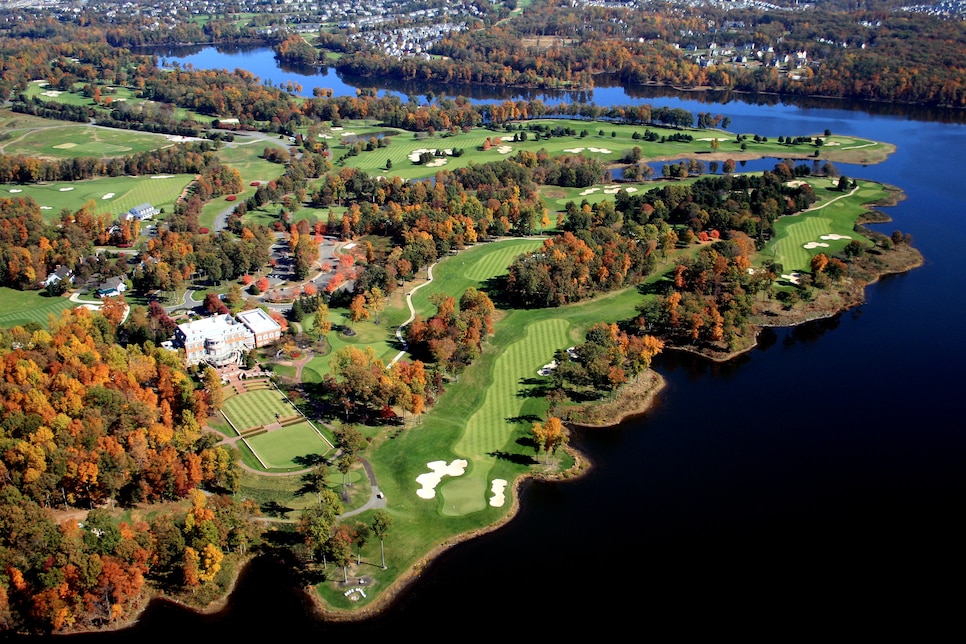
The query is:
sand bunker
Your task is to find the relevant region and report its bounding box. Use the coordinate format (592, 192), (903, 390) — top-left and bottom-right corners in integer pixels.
(497, 145), (512, 154)
(803, 242), (830, 249)
(58, 187), (74, 191)
(416, 459), (468, 499)
(102, 193), (115, 199)
(823, 140), (840, 146)
(53, 143), (77, 149)
(339, 131), (357, 137)
(586, 147), (612, 154)
(781, 272), (802, 284)
(489, 479), (508, 507)
(538, 359), (558, 376)
(821, 234), (851, 240)
(408, 148), (433, 162)
(563, 147), (585, 153)
(624, 186), (638, 193)
(41, 90), (62, 97)
(151, 175), (174, 179)
(578, 187), (600, 196)
(331, 126), (344, 131)
(8, 189), (21, 193)
(425, 158), (448, 167)
(40, 206), (52, 210)
(698, 137), (730, 141)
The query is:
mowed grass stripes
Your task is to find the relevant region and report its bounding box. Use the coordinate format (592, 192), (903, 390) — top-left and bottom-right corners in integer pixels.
(456, 317), (570, 458)
(462, 240), (544, 282)
(0, 289), (76, 329)
(222, 388), (298, 430)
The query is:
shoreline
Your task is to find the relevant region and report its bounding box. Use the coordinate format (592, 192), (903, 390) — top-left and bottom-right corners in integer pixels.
(41, 186), (921, 637)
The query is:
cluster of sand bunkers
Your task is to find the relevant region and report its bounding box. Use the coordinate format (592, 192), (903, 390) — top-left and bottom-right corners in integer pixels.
(407, 148), (454, 167)
(563, 146), (613, 155)
(415, 459), (508, 507)
(804, 233), (852, 249)
(579, 184), (639, 196)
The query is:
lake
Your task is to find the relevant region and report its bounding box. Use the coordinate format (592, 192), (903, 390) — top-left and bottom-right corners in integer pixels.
(46, 47), (966, 639)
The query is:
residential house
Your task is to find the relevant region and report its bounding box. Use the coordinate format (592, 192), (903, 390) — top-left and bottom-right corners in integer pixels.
(127, 203), (158, 221)
(42, 265), (74, 288)
(96, 276), (127, 298)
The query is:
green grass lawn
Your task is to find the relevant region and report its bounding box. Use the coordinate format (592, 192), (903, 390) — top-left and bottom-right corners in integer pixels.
(245, 420), (334, 469)
(222, 387), (300, 430)
(2, 174), (193, 222)
(764, 179), (888, 272)
(1, 122), (180, 159)
(332, 118), (890, 184)
(0, 288), (76, 329)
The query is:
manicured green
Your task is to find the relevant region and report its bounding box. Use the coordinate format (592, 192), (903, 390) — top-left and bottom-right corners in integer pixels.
(1, 122), (180, 159)
(0, 288), (76, 329)
(764, 178), (887, 272)
(222, 387), (300, 430)
(245, 420), (334, 469)
(2, 175), (193, 221)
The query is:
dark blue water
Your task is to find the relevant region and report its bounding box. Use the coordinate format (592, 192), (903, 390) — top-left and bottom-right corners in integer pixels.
(38, 49), (966, 639)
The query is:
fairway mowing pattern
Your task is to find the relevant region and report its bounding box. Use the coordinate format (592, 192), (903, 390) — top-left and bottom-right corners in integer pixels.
(773, 216), (832, 272)
(439, 317), (570, 515)
(462, 240), (543, 282)
(222, 388), (298, 431)
(0, 298), (75, 329)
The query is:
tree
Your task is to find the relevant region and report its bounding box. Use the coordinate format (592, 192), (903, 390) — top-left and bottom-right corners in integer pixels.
(329, 524), (354, 583)
(312, 302), (331, 340)
(354, 522), (370, 565)
(349, 293), (369, 323)
(371, 511), (393, 569)
(202, 366), (224, 413)
(365, 287), (386, 324)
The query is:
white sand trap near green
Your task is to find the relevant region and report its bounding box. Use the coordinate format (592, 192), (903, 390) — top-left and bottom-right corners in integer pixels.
(821, 234), (851, 240)
(416, 459), (468, 499)
(439, 317), (570, 516)
(151, 175), (174, 179)
(40, 206), (52, 210)
(586, 147), (612, 153)
(564, 147), (586, 153)
(803, 241), (830, 249)
(781, 272), (802, 284)
(59, 187), (73, 191)
(489, 479), (508, 507)
(497, 145), (512, 154)
(8, 189), (21, 193)
(53, 143), (77, 149)
(425, 158), (448, 167)
(579, 187), (600, 196)
(102, 193), (115, 199)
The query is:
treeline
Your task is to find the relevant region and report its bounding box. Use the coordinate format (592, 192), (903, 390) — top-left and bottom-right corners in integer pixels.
(0, 141), (219, 185)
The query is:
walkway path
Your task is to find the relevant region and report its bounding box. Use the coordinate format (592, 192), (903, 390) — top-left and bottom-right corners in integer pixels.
(386, 262), (436, 368)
